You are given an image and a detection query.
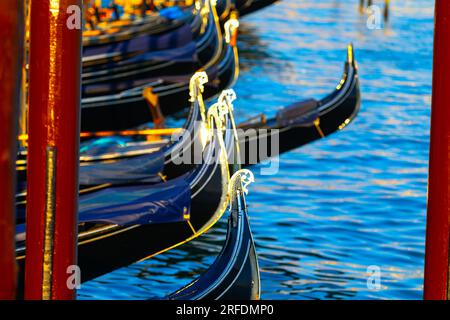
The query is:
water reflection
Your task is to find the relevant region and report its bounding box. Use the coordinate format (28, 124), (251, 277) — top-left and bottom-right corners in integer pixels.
(236, 24), (273, 71)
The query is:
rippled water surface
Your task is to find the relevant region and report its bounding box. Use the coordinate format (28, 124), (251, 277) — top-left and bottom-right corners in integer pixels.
(79, 0), (434, 300)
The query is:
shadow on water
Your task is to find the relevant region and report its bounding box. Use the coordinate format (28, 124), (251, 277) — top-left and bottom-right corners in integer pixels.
(236, 23), (274, 70)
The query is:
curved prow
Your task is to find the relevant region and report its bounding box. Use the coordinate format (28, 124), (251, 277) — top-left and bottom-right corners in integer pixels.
(166, 170), (260, 300)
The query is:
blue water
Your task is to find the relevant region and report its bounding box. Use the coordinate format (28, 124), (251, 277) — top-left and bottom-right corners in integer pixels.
(78, 0), (434, 300)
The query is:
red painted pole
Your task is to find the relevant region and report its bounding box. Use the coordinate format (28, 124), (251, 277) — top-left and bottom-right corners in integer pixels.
(424, 0), (450, 300)
(0, 2), (24, 300)
(25, 0), (81, 300)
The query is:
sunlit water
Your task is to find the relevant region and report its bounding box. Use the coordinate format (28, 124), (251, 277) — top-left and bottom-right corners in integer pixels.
(78, 0), (434, 300)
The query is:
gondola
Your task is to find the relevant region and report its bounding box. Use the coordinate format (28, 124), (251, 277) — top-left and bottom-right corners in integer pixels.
(82, 2), (200, 47)
(166, 169), (260, 300)
(83, 0), (232, 38)
(18, 45), (359, 185)
(16, 98), (238, 289)
(17, 45), (359, 180)
(232, 0), (253, 13)
(16, 73), (224, 216)
(238, 0), (280, 17)
(80, 14), (239, 131)
(80, 42), (361, 173)
(82, 8), (216, 82)
(237, 44), (361, 167)
(82, 0), (223, 93)
(82, 3), (203, 68)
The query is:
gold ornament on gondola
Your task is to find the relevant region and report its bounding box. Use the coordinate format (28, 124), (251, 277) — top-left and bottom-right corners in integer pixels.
(189, 71), (208, 103)
(224, 18), (239, 44)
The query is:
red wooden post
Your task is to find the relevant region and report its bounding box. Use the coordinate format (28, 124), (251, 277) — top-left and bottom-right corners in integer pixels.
(25, 0), (82, 300)
(424, 0), (450, 300)
(0, 1), (24, 300)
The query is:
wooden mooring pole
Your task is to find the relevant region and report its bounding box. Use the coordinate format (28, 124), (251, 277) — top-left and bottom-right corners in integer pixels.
(25, 0), (82, 300)
(424, 0), (450, 300)
(0, 1), (24, 300)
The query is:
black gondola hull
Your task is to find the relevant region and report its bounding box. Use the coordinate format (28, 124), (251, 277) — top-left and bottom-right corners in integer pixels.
(16, 148), (227, 287)
(238, 0), (279, 16)
(81, 46), (237, 131)
(82, 8), (217, 85)
(167, 173), (260, 300)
